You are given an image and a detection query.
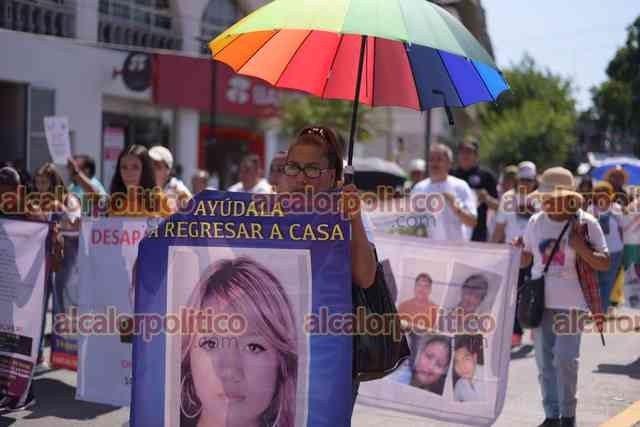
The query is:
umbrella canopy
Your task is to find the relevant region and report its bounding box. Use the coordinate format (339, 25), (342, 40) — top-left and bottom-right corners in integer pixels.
(209, 0), (509, 111)
(591, 158), (640, 185)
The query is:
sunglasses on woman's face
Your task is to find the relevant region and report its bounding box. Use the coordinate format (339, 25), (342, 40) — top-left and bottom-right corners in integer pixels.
(283, 162), (331, 179)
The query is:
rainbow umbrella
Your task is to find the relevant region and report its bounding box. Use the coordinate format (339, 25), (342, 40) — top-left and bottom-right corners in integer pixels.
(209, 0), (509, 170)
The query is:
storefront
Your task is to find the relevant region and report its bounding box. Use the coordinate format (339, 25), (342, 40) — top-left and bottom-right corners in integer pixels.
(153, 54), (281, 189)
(0, 29), (168, 186)
(0, 28), (283, 191)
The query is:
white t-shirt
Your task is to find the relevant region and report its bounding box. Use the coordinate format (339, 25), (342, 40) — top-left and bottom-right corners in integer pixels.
(227, 178), (273, 194)
(360, 210), (375, 244)
(495, 190), (537, 243)
(164, 177), (193, 199)
(621, 200), (640, 245)
(588, 203), (624, 253)
(454, 365), (486, 402)
(523, 210), (608, 311)
(411, 176), (477, 241)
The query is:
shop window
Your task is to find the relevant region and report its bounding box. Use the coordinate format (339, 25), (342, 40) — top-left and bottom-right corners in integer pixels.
(98, 0), (181, 49)
(28, 86), (56, 172)
(113, 25), (122, 44)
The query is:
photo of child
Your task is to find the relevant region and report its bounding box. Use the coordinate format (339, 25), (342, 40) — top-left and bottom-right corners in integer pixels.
(539, 238), (566, 266)
(452, 334), (486, 402)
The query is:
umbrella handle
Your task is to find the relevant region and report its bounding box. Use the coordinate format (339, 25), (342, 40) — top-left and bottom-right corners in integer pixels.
(344, 165), (355, 185)
(347, 35), (368, 167)
(432, 90), (455, 126)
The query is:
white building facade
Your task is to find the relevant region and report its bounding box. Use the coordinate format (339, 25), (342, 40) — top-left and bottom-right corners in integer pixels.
(0, 0), (494, 188)
(0, 0), (272, 189)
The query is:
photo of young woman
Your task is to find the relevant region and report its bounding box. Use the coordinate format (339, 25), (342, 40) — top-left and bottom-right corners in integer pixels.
(452, 334), (487, 402)
(389, 333), (452, 396)
(410, 334), (452, 396)
(180, 257), (298, 427)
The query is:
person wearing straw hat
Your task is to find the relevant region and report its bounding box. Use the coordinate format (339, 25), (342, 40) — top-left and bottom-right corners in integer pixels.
(604, 165), (630, 207)
(515, 167), (610, 427)
(588, 181), (624, 313)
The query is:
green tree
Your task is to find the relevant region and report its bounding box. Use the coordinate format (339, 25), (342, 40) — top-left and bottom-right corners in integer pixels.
(478, 55), (577, 170)
(277, 95), (376, 143)
(591, 16), (640, 151)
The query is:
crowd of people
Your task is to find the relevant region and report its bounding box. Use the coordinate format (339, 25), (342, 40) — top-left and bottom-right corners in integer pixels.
(1, 126), (637, 427)
(403, 139), (637, 427)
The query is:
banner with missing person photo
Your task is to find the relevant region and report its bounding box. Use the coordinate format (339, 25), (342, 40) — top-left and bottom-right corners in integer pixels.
(0, 218), (49, 405)
(132, 190), (352, 427)
(358, 232), (520, 426)
(75, 217), (149, 406)
(622, 211), (640, 309)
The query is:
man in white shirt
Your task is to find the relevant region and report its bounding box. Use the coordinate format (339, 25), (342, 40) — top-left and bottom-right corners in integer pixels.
(411, 143), (477, 241)
(227, 154), (273, 194)
(492, 160), (539, 346)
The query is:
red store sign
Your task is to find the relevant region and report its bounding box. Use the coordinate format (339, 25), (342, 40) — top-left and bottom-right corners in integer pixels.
(152, 54), (281, 118)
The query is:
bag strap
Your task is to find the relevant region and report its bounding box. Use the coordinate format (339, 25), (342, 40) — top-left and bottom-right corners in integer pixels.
(542, 216), (574, 275)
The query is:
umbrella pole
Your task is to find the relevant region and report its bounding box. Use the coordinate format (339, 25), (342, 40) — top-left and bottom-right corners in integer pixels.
(345, 35), (368, 184)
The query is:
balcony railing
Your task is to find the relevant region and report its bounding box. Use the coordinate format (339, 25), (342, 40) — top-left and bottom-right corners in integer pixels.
(0, 0), (75, 37)
(98, 0), (181, 49)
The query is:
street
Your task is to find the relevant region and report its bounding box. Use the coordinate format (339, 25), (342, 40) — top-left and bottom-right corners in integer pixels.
(2, 310), (639, 427)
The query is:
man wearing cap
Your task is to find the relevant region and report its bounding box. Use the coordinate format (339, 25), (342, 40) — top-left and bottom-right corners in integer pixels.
(452, 140), (498, 242)
(516, 167), (610, 427)
(492, 161), (539, 346)
(500, 165), (519, 195)
(404, 158), (426, 193)
(149, 146), (192, 203)
(411, 144), (477, 241)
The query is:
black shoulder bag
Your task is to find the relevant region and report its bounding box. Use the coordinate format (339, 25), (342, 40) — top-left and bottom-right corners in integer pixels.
(352, 251), (410, 382)
(517, 217), (573, 329)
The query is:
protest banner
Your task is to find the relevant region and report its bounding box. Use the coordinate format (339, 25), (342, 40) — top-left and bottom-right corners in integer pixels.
(43, 116), (72, 165)
(50, 233), (80, 370)
(132, 191), (352, 427)
(75, 217), (148, 406)
(0, 218), (49, 404)
(622, 211), (640, 309)
(358, 232), (520, 427)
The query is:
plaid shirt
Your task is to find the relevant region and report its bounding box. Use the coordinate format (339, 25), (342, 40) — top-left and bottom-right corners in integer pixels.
(575, 222), (605, 333)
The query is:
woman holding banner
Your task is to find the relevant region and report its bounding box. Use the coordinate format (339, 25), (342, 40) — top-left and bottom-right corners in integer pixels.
(0, 166), (64, 413)
(180, 257), (298, 427)
(33, 163), (81, 365)
(108, 144), (172, 218)
(278, 125), (377, 414)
